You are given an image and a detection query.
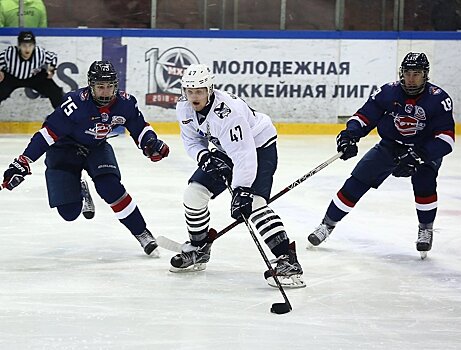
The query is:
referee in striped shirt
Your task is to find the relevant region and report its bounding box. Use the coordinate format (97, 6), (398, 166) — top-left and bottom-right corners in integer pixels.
(0, 31), (63, 109)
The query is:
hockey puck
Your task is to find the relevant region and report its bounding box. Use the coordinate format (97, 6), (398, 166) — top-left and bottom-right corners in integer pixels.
(270, 302), (291, 314)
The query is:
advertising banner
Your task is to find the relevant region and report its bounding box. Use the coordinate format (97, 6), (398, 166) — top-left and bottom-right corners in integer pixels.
(0, 34), (459, 123)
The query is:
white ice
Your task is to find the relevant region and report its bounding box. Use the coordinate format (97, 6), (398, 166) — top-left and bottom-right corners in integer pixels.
(0, 134), (460, 350)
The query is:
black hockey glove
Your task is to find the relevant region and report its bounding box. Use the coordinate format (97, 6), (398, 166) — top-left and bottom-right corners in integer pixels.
(336, 130), (359, 160)
(144, 137), (170, 162)
(3, 155), (31, 190)
(198, 149), (233, 182)
(231, 186), (254, 220)
(392, 147), (425, 178)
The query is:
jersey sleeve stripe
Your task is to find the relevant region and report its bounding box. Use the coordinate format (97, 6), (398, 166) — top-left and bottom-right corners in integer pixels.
(260, 135), (277, 149)
(349, 113), (369, 127)
(38, 127), (57, 146)
(435, 132), (455, 150)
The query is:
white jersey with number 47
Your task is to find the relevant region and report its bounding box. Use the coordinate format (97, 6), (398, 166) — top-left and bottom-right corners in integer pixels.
(176, 89), (277, 189)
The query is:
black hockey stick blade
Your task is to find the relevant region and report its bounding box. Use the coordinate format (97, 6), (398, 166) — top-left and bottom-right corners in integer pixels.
(270, 302), (292, 314)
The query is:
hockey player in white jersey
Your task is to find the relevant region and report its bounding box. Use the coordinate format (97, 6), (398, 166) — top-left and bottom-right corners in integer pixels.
(170, 63), (305, 288)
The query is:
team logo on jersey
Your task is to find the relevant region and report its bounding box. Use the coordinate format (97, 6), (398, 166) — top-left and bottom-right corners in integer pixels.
(214, 102), (231, 119)
(405, 104), (413, 113)
(392, 106), (426, 136)
(145, 47), (200, 109)
(101, 112), (109, 122)
(85, 123), (112, 139)
(85, 116), (126, 139)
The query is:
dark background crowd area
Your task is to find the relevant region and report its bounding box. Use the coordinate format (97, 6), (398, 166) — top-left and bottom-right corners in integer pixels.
(43, 0), (461, 31)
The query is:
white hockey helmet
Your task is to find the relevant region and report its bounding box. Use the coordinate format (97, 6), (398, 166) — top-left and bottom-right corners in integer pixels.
(181, 64), (215, 102)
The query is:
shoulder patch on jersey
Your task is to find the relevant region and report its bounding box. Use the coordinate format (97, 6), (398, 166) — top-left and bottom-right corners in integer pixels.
(79, 89), (90, 101)
(429, 87), (442, 95)
(214, 102), (231, 119)
(118, 91), (131, 100)
(182, 118), (193, 125)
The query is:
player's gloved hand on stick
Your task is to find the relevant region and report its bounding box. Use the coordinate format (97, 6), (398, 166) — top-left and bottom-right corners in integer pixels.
(144, 137), (170, 162)
(336, 130), (359, 160)
(230, 186), (254, 220)
(3, 155), (31, 190)
(392, 147), (425, 178)
(198, 149), (233, 182)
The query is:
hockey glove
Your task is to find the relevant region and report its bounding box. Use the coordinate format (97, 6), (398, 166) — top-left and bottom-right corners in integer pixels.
(3, 155), (31, 190)
(336, 130), (359, 160)
(144, 137), (170, 162)
(198, 149), (233, 182)
(231, 186), (254, 220)
(392, 147), (424, 178)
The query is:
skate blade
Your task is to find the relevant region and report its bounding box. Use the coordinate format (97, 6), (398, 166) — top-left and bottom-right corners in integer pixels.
(420, 251), (428, 260)
(149, 247), (160, 258)
(266, 274), (307, 289)
(169, 263), (207, 273)
(144, 242), (160, 258)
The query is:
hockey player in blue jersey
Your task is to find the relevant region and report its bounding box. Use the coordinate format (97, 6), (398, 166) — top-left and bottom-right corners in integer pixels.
(308, 52), (455, 259)
(2, 60), (170, 255)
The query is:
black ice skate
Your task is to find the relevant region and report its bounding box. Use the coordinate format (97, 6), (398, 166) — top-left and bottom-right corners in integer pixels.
(81, 179), (95, 219)
(416, 226), (433, 260)
(264, 242), (306, 288)
(169, 242), (212, 272)
(308, 222), (334, 247)
(135, 229), (159, 257)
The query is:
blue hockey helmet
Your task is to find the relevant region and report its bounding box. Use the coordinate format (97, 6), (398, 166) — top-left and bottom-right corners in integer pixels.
(87, 60), (118, 106)
(399, 52), (430, 95)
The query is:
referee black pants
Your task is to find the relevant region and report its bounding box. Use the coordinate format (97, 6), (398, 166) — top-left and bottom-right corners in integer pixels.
(0, 71), (63, 109)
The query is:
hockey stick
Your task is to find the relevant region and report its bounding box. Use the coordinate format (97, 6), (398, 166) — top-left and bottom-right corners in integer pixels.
(226, 184), (292, 314)
(157, 152), (342, 252)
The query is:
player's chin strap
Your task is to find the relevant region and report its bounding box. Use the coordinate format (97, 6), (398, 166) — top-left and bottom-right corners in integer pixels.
(157, 152), (342, 252)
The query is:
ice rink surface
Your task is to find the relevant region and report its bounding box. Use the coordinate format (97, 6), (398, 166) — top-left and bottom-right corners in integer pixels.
(0, 134), (460, 350)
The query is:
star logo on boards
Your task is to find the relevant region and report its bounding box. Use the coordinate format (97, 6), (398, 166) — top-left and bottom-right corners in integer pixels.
(145, 47), (200, 109)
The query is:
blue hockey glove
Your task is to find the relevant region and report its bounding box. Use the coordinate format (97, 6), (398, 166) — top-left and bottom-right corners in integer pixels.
(144, 137), (170, 162)
(198, 149), (233, 182)
(392, 147), (425, 178)
(231, 186), (254, 220)
(3, 155), (31, 190)
(336, 130), (359, 160)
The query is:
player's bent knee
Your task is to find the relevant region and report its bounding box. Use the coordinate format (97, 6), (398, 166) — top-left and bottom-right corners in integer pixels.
(183, 182), (212, 209)
(57, 202), (82, 221)
(252, 195), (267, 211)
